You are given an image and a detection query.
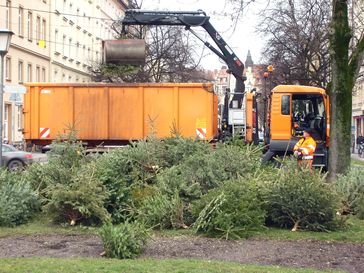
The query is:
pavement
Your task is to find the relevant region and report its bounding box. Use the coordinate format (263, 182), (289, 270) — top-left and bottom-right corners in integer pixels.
(351, 153), (364, 161)
(31, 153), (48, 163)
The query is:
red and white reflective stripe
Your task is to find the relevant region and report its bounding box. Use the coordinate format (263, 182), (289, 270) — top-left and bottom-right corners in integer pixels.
(302, 155), (314, 160)
(300, 147), (309, 155)
(196, 128), (207, 139)
(40, 128), (51, 138)
(307, 145), (316, 151)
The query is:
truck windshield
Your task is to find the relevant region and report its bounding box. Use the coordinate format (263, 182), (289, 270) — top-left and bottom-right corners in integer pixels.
(292, 95), (325, 139)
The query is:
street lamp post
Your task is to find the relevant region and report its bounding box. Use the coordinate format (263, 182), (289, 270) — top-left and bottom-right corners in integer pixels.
(0, 29), (14, 168)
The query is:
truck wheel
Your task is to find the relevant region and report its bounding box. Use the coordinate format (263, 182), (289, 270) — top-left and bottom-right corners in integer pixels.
(7, 159), (25, 172)
(261, 150), (276, 164)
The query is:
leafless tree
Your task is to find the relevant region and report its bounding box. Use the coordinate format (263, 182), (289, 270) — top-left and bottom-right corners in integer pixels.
(257, 0), (331, 88)
(229, 0), (364, 177)
(90, 0), (211, 83)
(137, 26), (206, 83)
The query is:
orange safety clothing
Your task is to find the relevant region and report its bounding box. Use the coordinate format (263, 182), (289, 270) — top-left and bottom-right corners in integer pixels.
(293, 136), (317, 160)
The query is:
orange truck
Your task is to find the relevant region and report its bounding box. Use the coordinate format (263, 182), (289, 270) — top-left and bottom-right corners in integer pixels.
(116, 9), (330, 169)
(23, 82), (330, 169)
(259, 85), (329, 169)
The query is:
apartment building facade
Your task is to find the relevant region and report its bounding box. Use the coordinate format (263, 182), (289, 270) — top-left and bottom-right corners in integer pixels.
(1, 0), (127, 143)
(1, 0), (51, 143)
(353, 75), (364, 139)
(50, 0), (127, 83)
(352, 2), (364, 142)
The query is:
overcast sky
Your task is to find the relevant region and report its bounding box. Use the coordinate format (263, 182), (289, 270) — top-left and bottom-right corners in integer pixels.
(140, 0), (267, 70)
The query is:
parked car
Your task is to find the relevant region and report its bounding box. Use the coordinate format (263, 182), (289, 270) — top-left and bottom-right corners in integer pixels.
(2, 144), (33, 171)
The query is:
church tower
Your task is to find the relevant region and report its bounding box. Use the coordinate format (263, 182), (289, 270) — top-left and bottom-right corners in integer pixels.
(245, 50), (254, 68)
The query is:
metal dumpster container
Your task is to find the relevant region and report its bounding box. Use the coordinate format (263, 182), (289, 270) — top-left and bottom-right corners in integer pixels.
(23, 83), (218, 146)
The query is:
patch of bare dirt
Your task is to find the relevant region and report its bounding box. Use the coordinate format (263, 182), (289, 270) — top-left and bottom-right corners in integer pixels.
(0, 235), (363, 273)
(142, 236), (364, 273)
(0, 235), (103, 258)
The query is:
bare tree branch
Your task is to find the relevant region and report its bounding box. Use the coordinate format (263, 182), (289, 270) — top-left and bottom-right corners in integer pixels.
(257, 0), (331, 88)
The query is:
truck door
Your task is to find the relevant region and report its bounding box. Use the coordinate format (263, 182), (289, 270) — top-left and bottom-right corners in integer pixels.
(270, 93), (292, 141)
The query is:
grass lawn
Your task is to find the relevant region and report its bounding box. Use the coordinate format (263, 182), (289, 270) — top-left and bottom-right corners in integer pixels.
(1, 214), (363, 243)
(0, 215), (97, 238)
(0, 258), (342, 273)
(351, 158), (364, 166)
(158, 217), (364, 243)
(252, 217), (364, 242)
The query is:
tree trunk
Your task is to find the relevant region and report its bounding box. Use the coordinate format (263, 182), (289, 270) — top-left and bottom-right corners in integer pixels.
(328, 0), (353, 181)
(291, 220), (300, 232)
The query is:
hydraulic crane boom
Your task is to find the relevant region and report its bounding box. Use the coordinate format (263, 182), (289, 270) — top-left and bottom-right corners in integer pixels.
(121, 10), (247, 131)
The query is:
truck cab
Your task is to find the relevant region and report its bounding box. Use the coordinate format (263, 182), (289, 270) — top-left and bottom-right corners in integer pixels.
(261, 85), (330, 169)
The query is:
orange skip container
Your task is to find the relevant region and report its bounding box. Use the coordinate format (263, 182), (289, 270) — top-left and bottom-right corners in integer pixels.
(24, 83), (218, 145)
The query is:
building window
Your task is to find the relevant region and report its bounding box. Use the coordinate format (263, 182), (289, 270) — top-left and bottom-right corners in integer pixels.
(4, 104), (9, 139)
(76, 42), (79, 62)
(76, 8), (80, 26)
(27, 11), (33, 41)
(42, 67), (46, 81)
(69, 38), (72, 59)
(84, 32), (88, 47)
(36, 16), (41, 41)
(55, 0), (61, 12)
(53, 70), (58, 81)
(18, 60), (24, 83)
(17, 106), (22, 130)
(55, 29), (59, 52)
(18, 6), (24, 37)
(83, 12), (87, 27)
(6, 0), (12, 30)
(5, 57), (11, 81)
(36, 66), (40, 82)
(41, 19), (46, 41)
(91, 38), (94, 61)
(27, 63), (32, 82)
(63, 35), (66, 56)
(4, 105), (9, 122)
(83, 45), (86, 61)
